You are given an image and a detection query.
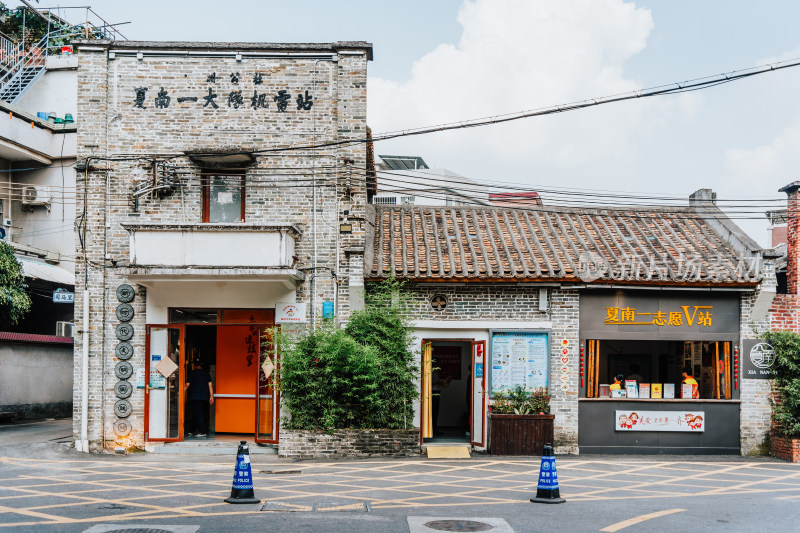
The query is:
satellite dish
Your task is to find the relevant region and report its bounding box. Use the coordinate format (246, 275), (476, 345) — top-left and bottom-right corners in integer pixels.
(0, 227), (5, 239)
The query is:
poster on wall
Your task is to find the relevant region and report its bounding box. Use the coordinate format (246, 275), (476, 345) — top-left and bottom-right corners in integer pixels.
(615, 410), (705, 432)
(489, 330), (549, 396)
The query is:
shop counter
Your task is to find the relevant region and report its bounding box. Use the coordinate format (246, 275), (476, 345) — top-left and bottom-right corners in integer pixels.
(578, 398), (740, 455)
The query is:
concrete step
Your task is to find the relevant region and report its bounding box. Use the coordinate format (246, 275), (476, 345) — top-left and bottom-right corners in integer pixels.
(146, 439), (278, 455)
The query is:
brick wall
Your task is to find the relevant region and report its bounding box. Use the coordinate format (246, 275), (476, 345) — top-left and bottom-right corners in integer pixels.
(741, 280), (777, 455)
(278, 429), (419, 458)
(73, 41), (370, 451)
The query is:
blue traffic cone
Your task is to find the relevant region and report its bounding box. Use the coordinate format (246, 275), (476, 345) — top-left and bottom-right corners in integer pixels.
(224, 440), (260, 504)
(530, 443), (565, 504)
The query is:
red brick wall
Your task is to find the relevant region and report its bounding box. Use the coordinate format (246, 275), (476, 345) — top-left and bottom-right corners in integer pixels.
(787, 189), (800, 294)
(771, 435), (800, 462)
(770, 294), (800, 332)
(772, 225), (787, 247)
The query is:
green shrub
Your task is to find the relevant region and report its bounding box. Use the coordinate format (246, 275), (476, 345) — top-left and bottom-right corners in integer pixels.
(346, 278), (418, 429)
(763, 331), (800, 438)
(279, 325), (381, 430)
(279, 279), (418, 430)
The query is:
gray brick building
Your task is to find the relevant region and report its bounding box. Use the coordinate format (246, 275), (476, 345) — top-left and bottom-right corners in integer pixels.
(73, 40), (371, 452)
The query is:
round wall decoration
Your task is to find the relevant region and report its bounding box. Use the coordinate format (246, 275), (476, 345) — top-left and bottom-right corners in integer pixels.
(116, 323), (134, 341)
(116, 284), (135, 303)
(115, 341), (133, 360)
(114, 399), (132, 418)
(430, 294), (448, 312)
(113, 419), (132, 437)
(114, 380), (133, 399)
(115, 361), (133, 380)
(116, 303), (135, 322)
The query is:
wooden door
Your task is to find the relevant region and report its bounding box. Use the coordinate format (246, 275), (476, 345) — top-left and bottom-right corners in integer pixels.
(470, 340), (487, 447)
(255, 327), (279, 444)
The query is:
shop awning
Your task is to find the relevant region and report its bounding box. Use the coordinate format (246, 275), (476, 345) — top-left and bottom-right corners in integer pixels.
(17, 257), (74, 286)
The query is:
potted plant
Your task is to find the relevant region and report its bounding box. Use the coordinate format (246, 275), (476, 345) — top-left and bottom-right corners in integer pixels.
(488, 386), (553, 455)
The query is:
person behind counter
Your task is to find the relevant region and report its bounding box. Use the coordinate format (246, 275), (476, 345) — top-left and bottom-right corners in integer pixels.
(681, 366), (700, 399)
(610, 374), (624, 390)
(627, 364), (644, 383)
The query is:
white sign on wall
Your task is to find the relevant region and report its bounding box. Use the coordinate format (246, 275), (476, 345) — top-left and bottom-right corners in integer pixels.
(276, 302), (307, 323)
(489, 330), (549, 396)
(615, 410), (705, 432)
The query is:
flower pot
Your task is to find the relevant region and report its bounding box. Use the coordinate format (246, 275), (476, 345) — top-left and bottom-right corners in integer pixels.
(487, 413), (554, 455)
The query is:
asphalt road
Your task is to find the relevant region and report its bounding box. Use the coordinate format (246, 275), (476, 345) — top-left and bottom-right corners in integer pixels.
(1, 419), (799, 532)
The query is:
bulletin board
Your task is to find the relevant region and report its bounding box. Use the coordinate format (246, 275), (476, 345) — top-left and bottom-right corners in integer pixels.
(489, 330), (550, 397)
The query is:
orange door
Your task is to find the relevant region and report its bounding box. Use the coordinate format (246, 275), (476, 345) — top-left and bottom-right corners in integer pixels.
(214, 325), (258, 433)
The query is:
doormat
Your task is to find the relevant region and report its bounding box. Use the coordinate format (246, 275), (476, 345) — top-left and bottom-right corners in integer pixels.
(426, 446), (471, 459)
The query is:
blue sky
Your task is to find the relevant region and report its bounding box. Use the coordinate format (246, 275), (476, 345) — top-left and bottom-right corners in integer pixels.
(21, 0), (800, 246)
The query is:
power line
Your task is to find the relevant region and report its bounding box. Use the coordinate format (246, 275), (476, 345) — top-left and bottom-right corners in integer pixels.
(80, 54), (800, 160)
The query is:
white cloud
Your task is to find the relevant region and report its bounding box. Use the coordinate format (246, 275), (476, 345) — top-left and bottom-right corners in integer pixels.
(725, 118), (800, 185)
(368, 0), (687, 175)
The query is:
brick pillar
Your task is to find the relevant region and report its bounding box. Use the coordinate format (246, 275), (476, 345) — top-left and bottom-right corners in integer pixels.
(780, 182), (800, 295)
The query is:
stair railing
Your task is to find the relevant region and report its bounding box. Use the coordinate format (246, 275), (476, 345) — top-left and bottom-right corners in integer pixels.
(0, 32), (22, 72)
(0, 26), (87, 99)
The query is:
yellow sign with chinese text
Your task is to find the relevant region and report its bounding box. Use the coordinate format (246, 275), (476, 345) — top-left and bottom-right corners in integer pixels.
(604, 305), (713, 327)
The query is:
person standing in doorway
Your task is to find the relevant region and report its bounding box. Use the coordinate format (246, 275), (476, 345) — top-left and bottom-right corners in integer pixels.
(185, 360), (214, 437)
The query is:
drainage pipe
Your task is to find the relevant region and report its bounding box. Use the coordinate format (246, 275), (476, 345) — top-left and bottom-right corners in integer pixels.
(80, 288), (89, 452)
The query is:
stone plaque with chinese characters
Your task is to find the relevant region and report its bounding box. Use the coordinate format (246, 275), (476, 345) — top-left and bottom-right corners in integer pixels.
(580, 290), (739, 341)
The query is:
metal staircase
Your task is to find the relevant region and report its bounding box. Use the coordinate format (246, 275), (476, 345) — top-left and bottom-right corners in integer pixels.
(0, 65), (45, 104)
(0, 33), (48, 104)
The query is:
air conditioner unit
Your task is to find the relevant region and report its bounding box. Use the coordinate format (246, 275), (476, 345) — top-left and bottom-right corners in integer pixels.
(22, 185), (51, 206)
(56, 321), (74, 337)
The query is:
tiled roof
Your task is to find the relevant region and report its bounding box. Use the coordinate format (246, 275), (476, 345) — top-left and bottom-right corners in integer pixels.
(0, 331), (73, 344)
(366, 205), (761, 285)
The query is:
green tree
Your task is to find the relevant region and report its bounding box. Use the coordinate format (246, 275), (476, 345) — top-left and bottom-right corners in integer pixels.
(763, 330), (800, 438)
(0, 3), (52, 45)
(279, 325), (381, 430)
(0, 241), (31, 328)
(278, 278), (418, 430)
(345, 278), (418, 429)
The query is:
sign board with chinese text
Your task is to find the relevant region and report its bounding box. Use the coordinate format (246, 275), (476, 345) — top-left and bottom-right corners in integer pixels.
(489, 330), (549, 397)
(52, 289), (74, 303)
(136, 367), (165, 389)
(741, 339), (777, 379)
(580, 291), (739, 341)
(276, 302), (307, 323)
(615, 410), (705, 432)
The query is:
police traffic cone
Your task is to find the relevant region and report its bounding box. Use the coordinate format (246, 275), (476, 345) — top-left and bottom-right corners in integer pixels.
(224, 440), (260, 504)
(530, 443), (565, 504)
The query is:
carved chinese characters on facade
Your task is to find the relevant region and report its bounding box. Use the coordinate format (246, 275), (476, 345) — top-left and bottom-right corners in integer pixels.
(132, 72), (315, 114)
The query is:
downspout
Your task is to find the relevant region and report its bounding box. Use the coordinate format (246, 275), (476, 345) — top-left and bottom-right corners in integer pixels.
(80, 286), (89, 452)
(310, 59), (322, 330)
(79, 158), (89, 452)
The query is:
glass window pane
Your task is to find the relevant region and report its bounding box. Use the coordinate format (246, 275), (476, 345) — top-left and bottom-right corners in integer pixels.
(148, 327), (181, 439)
(208, 175), (242, 222)
(169, 308), (218, 324)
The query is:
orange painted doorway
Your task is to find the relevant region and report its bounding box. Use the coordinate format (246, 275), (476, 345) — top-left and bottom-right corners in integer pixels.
(214, 325), (259, 433)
